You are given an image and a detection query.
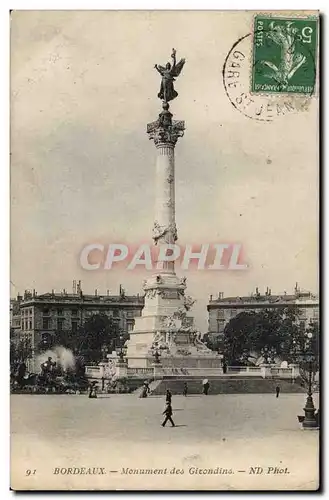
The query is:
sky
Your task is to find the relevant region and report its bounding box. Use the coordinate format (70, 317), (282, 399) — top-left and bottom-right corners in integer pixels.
(10, 11), (318, 330)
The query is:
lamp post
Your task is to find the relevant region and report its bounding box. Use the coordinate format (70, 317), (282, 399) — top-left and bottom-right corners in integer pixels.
(301, 331), (318, 430)
(116, 335), (127, 364)
(151, 348), (161, 381)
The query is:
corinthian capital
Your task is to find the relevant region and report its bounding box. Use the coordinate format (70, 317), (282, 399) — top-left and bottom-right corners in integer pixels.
(147, 119), (185, 147)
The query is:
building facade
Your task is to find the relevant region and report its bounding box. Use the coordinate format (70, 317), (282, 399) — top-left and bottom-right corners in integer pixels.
(207, 284), (319, 338)
(11, 282), (145, 354)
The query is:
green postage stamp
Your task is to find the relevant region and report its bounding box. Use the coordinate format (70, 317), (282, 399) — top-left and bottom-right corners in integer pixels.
(252, 16), (318, 94)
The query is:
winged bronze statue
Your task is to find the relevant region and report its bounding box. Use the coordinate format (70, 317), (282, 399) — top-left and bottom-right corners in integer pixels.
(154, 48), (186, 103)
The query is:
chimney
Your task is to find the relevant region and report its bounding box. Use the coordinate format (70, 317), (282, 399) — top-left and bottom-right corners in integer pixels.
(107, 289), (110, 296)
(73, 280), (76, 294)
(210, 294), (213, 302)
(95, 289), (98, 296)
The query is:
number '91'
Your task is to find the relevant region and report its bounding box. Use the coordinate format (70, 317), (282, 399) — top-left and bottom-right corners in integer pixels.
(25, 469), (36, 476)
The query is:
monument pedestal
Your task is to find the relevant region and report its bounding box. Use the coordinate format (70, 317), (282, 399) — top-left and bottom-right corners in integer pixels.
(126, 264), (221, 370)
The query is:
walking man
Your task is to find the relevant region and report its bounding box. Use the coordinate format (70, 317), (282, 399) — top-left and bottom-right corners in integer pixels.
(162, 402), (175, 427)
(275, 385), (280, 398)
(183, 382), (188, 397)
(166, 389), (172, 404)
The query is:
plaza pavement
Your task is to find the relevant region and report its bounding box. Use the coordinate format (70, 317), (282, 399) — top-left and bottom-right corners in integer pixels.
(11, 392), (319, 491)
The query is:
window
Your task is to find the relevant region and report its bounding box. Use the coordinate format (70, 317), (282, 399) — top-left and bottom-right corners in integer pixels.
(71, 309), (78, 316)
(42, 318), (50, 329)
(29, 321), (32, 330)
(113, 309), (120, 318)
(29, 308), (33, 315)
(41, 332), (52, 348)
(127, 322), (134, 332)
(57, 319), (64, 331)
(71, 320), (78, 333)
(43, 308), (50, 316)
(57, 308), (63, 316)
(217, 319), (225, 332)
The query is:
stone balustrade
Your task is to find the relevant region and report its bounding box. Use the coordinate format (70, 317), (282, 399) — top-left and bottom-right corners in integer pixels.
(84, 364), (301, 380)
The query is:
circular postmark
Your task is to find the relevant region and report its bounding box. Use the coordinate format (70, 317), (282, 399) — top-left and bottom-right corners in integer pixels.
(222, 33), (315, 122)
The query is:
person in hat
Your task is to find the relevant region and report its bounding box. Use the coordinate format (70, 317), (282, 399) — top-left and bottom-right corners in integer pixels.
(166, 389), (172, 404)
(88, 381), (98, 399)
(162, 402), (175, 427)
(203, 379), (210, 395)
(140, 381), (150, 398)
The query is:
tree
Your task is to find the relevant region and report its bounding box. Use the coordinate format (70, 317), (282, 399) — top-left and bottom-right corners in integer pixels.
(223, 307), (305, 365)
(37, 330), (77, 353)
(76, 313), (121, 363)
(36, 314), (122, 364)
(223, 311), (258, 364)
(10, 336), (32, 372)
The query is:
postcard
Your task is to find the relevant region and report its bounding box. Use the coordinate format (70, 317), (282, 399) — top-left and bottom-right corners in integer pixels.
(10, 10), (319, 491)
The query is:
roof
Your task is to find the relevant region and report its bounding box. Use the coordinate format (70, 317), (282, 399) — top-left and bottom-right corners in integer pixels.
(19, 292), (145, 305)
(208, 292), (319, 308)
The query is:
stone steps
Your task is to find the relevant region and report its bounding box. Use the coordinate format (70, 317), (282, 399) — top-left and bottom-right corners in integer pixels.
(151, 378), (305, 395)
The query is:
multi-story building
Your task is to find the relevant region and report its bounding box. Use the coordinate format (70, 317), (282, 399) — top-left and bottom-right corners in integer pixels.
(207, 284), (319, 338)
(11, 281), (145, 354)
(10, 298), (22, 338)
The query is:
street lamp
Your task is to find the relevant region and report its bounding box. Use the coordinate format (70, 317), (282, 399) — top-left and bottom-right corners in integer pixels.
(116, 335), (127, 363)
(300, 331), (318, 430)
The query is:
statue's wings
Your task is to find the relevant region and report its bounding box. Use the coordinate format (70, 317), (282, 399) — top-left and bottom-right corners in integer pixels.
(172, 58), (185, 77)
(156, 64), (166, 73)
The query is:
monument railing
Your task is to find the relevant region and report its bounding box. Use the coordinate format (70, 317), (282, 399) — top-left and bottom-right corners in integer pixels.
(84, 365), (297, 379)
(126, 368), (154, 376)
(226, 366), (262, 375)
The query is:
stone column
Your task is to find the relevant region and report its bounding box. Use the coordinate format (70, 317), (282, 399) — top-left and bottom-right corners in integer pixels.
(147, 102), (185, 274)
